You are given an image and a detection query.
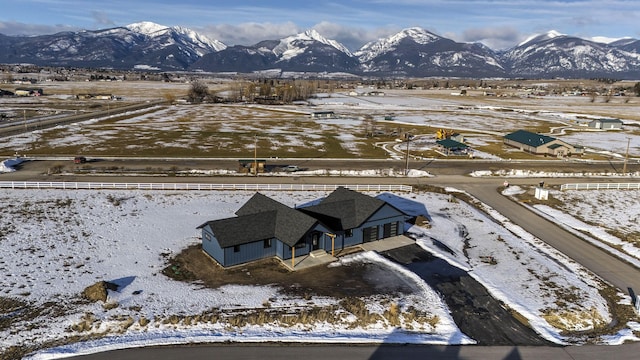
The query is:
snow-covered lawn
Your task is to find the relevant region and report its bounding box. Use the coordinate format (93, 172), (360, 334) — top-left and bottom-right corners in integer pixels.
(1, 187), (637, 359)
(527, 188), (640, 263)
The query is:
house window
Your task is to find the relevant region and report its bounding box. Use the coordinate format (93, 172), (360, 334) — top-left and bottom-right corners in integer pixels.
(345, 229), (353, 237)
(233, 245), (240, 253)
(264, 239), (272, 248)
(204, 233), (211, 241)
(295, 242), (306, 249)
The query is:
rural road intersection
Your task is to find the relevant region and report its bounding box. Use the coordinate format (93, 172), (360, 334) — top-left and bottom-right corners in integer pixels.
(4, 159), (640, 359)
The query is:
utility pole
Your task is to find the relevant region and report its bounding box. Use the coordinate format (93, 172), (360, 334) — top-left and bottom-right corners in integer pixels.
(404, 133), (411, 176)
(253, 134), (258, 177)
(623, 137), (631, 175)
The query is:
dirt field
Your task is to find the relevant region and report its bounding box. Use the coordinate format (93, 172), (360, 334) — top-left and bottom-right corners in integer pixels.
(163, 244), (415, 298)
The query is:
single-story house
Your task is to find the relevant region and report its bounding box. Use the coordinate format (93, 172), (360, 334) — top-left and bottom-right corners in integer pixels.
(588, 118), (623, 130)
(14, 88), (43, 96)
(198, 187), (407, 268)
(436, 139), (469, 156)
(504, 130), (583, 157)
(310, 111), (335, 119)
(198, 193), (332, 268)
(298, 187), (407, 251)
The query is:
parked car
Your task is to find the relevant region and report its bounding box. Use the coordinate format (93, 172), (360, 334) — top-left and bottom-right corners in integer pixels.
(73, 156), (87, 164)
(283, 165), (300, 172)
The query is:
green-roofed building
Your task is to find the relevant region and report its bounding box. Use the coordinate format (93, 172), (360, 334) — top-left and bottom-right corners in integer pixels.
(436, 139), (470, 156)
(503, 130), (583, 157)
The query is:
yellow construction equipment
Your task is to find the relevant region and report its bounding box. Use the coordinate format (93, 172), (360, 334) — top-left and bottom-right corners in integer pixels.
(436, 128), (455, 140)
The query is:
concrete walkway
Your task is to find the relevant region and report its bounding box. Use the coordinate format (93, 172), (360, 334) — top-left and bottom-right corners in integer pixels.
(280, 235), (415, 271)
(281, 249), (337, 271)
(360, 235), (415, 252)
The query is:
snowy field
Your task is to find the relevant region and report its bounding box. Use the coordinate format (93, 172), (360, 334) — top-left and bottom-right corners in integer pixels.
(528, 188), (640, 264)
(1, 187), (638, 359)
(2, 88), (639, 159)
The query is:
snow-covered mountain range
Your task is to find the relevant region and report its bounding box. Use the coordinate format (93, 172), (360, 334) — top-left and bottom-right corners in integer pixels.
(1, 22), (639, 78)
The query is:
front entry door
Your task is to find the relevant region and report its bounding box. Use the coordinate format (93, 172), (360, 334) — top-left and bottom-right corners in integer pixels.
(311, 233), (320, 250)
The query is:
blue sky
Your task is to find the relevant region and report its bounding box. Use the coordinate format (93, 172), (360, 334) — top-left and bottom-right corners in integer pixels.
(1, 0), (638, 50)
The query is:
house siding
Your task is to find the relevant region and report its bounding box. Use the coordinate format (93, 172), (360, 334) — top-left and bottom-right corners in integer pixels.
(222, 237), (278, 267)
(342, 231), (362, 247)
(359, 204), (405, 242)
(280, 241), (310, 260)
(335, 204), (406, 245)
(588, 119), (622, 130)
(201, 226), (225, 265)
(504, 137), (580, 156)
(504, 137), (543, 154)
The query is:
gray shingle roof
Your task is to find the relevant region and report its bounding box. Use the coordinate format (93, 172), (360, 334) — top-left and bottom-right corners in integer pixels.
(200, 193), (319, 248)
(201, 211), (277, 248)
(236, 192), (284, 216)
(299, 187), (386, 230)
(504, 130), (556, 146)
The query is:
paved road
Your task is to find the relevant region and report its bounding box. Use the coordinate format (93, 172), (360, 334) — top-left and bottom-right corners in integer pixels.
(4, 159), (639, 291)
(5, 159), (640, 359)
(0, 100), (167, 137)
(72, 342), (640, 360)
(443, 181), (640, 292)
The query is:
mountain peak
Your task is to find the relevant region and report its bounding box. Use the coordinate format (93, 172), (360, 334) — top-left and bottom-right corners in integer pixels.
(302, 29), (323, 41)
(517, 30), (566, 47)
(354, 27), (441, 62)
(125, 21), (169, 36)
(272, 29), (352, 58)
(398, 27), (441, 43)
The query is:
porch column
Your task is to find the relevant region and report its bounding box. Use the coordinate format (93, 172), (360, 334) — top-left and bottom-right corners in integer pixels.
(291, 246), (295, 268)
(325, 233), (336, 257)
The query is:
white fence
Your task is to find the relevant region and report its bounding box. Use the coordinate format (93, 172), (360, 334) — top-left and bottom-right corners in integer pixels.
(0, 181), (412, 192)
(561, 183), (640, 191)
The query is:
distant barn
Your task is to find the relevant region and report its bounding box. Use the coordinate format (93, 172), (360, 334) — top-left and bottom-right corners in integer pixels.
(504, 130), (583, 157)
(310, 111), (335, 119)
(588, 118), (623, 130)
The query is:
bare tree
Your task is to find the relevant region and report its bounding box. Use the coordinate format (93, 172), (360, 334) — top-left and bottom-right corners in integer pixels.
(187, 80), (209, 103)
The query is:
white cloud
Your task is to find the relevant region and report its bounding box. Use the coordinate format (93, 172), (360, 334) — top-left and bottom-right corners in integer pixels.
(0, 21), (79, 36)
(311, 22), (403, 51)
(459, 26), (524, 50)
(198, 22), (301, 47)
(91, 10), (115, 27)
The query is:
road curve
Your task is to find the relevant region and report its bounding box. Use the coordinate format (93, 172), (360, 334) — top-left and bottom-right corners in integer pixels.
(448, 181), (640, 292)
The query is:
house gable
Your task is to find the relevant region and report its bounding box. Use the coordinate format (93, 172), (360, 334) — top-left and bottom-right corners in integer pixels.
(299, 187), (407, 234)
(299, 187), (387, 230)
(200, 211), (277, 248)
